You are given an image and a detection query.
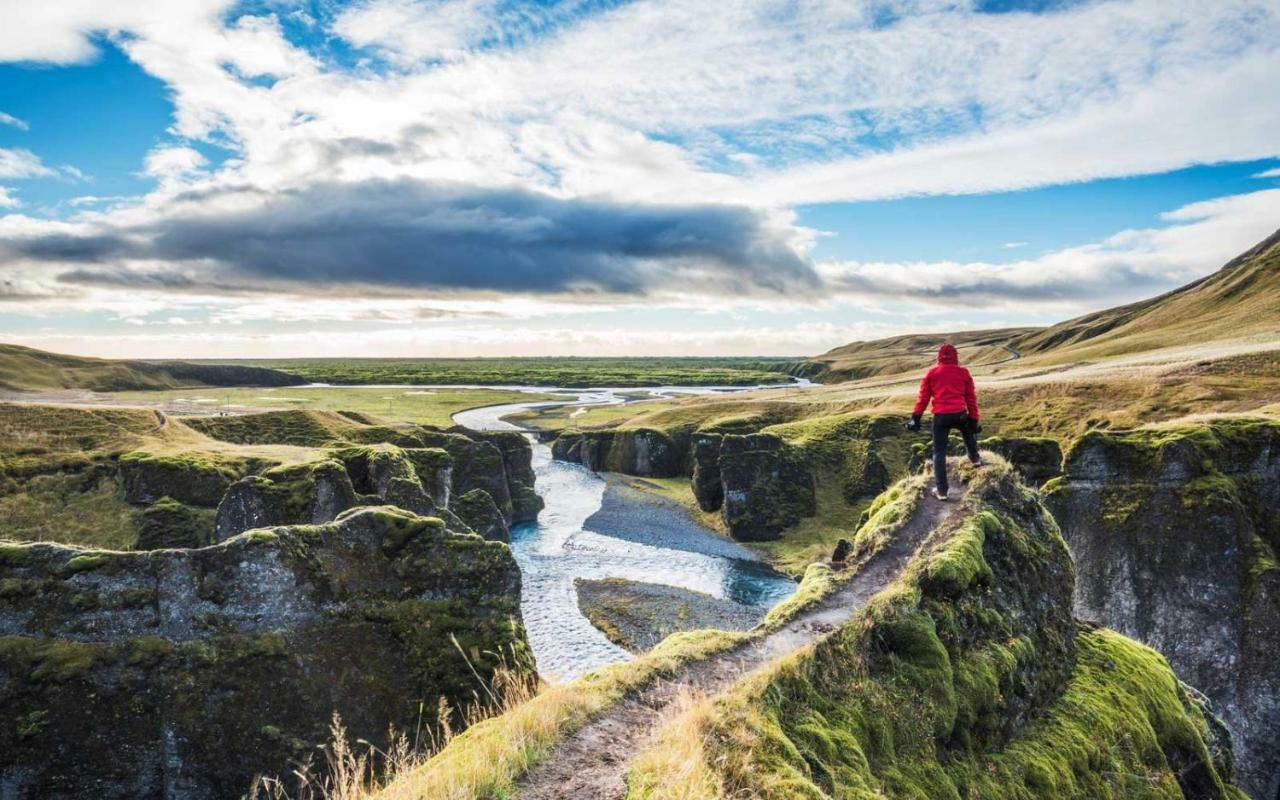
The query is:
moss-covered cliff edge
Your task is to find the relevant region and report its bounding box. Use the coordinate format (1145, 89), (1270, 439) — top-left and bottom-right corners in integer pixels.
(628, 465), (1246, 800)
(0, 506), (533, 799)
(1045, 418), (1280, 800)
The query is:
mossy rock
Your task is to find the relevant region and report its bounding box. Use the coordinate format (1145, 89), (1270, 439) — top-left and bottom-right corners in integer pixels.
(134, 497), (216, 549)
(551, 428), (685, 478)
(1047, 419), (1280, 798)
(718, 433), (816, 541)
(118, 451), (253, 507)
(0, 506), (533, 798)
(451, 489), (510, 542)
(214, 459), (358, 541)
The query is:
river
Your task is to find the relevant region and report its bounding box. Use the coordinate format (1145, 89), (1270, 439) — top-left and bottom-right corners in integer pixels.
(453, 387), (799, 683)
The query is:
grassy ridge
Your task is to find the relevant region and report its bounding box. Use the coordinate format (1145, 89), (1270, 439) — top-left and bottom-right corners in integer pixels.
(0, 344), (301, 392)
(213, 357), (800, 388)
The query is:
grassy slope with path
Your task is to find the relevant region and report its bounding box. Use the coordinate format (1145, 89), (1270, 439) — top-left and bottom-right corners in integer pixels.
(371, 462), (1245, 800)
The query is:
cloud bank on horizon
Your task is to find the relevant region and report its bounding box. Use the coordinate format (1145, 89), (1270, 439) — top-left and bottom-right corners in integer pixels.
(0, 0), (1278, 358)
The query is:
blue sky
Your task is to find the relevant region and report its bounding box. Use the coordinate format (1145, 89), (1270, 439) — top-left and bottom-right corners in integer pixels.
(0, 0), (1278, 358)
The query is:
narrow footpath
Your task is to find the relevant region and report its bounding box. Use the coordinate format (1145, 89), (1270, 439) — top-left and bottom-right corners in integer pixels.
(516, 482), (971, 800)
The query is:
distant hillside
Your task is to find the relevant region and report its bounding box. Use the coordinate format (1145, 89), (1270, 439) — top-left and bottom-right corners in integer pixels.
(795, 327), (1035, 383)
(1014, 227), (1280, 361)
(0, 344), (304, 392)
(802, 227), (1280, 383)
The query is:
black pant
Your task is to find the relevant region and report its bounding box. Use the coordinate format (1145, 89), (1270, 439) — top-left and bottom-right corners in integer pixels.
(932, 412), (979, 494)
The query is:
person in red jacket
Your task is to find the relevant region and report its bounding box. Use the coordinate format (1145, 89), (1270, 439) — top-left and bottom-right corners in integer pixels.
(906, 343), (982, 500)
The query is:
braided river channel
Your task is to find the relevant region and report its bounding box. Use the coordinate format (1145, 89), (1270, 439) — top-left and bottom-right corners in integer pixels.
(452, 386), (800, 682)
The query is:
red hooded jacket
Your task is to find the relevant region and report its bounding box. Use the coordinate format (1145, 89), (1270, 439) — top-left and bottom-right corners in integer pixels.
(913, 343), (979, 420)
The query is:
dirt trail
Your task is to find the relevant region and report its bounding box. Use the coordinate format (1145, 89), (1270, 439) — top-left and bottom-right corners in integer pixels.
(516, 482), (971, 800)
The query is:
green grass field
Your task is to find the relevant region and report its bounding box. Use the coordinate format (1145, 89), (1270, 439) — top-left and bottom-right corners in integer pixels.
(107, 386), (565, 428)
(211, 357), (799, 388)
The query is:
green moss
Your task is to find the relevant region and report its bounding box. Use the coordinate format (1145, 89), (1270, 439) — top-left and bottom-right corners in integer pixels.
(126, 636), (175, 668)
(0, 470), (138, 550)
(0, 637), (102, 683)
(920, 512), (997, 597)
(62, 553), (110, 574)
(1099, 485), (1149, 531)
(0, 542), (28, 565)
(135, 496), (217, 549)
(1180, 474), (1242, 509)
(16, 710), (48, 740)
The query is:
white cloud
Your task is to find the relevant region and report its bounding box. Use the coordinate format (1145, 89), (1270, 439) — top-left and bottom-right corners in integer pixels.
(0, 111), (27, 131)
(0, 148), (53, 179)
(0, 186), (18, 208)
(0, 1), (233, 64)
(1255, 167), (1280, 179)
(142, 146), (208, 179)
(333, 0), (500, 63)
(819, 189), (1280, 312)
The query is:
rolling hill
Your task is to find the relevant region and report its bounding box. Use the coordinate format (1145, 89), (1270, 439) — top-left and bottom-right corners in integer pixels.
(802, 227), (1280, 382)
(0, 344), (304, 392)
(1014, 227), (1280, 361)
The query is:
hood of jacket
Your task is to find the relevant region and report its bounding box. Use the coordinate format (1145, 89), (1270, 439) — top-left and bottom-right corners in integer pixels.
(937, 343), (959, 365)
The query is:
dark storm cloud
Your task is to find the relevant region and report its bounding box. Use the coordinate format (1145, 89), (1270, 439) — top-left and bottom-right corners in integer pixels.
(11, 179), (818, 296)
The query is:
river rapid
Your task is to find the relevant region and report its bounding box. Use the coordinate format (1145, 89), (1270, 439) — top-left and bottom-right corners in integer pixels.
(453, 387), (799, 683)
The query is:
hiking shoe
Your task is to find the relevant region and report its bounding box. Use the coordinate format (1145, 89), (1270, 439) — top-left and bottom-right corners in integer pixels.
(932, 488), (948, 501)
(970, 457), (984, 466)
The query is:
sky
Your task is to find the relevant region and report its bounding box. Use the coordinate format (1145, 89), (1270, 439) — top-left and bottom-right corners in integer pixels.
(0, 0), (1278, 359)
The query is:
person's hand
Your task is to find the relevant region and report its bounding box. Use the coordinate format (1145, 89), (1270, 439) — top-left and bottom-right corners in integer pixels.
(906, 415), (922, 432)
(967, 418), (983, 435)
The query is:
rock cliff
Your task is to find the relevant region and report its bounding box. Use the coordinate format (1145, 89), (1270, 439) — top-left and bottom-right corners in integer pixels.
(551, 428), (686, 478)
(0, 506), (532, 799)
(1044, 419), (1280, 799)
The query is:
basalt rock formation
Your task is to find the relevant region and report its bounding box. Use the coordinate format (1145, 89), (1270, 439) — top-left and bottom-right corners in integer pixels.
(551, 428), (686, 478)
(214, 459), (360, 540)
(0, 506), (532, 800)
(717, 433), (816, 541)
(212, 430), (541, 544)
(1044, 419), (1280, 800)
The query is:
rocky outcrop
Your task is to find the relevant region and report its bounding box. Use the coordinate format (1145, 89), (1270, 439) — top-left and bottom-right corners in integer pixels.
(1044, 419), (1280, 799)
(118, 452), (244, 507)
(690, 432), (724, 512)
(452, 488), (510, 542)
(331, 444), (452, 508)
(551, 428), (685, 478)
(135, 498), (216, 550)
(214, 460), (359, 541)
(471, 430), (544, 523)
(979, 435), (1062, 484)
(421, 431), (516, 523)
(0, 506), (532, 800)
(689, 415), (916, 543)
(718, 433), (816, 541)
